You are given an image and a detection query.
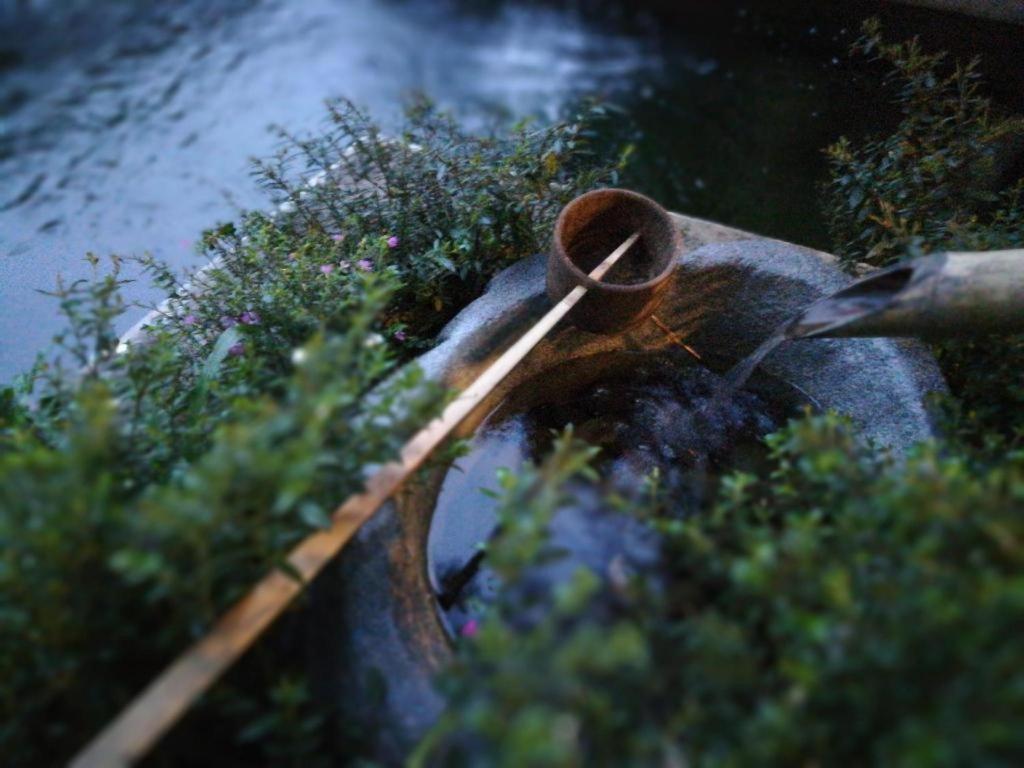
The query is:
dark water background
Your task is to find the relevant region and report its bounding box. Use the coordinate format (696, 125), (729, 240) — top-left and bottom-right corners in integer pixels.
(1, 0), (1021, 381)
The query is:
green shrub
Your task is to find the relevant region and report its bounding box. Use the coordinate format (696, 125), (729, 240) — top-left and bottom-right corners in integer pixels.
(0, 100), (620, 766)
(823, 19), (1024, 270)
(423, 414), (1024, 767)
(247, 98), (625, 343)
(1, 276), (440, 767)
(823, 21), (1024, 449)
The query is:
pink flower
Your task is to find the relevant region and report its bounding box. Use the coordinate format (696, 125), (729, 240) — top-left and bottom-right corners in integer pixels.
(182, 314), (198, 326)
(387, 235), (399, 249)
(219, 315), (237, 329)
(239, 310), (260, 326)
(228, 341), (245, 357)
(320, 263), (335, 275)
(356, 259), (374, 272)
(332, 233), (345, 243)
(460, 619), (479, 638)
(394, 330), (407, 342)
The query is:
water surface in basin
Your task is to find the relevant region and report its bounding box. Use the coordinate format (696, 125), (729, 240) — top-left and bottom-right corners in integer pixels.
(428, 350), (810, 632)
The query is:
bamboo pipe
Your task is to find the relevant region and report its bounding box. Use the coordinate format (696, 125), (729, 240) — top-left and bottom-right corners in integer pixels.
(792, 249), (1024, 339)
(70, 232), (641, 768)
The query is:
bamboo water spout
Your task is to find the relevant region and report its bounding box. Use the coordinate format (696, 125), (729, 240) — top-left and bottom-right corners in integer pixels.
(791, 249), (1024, 340)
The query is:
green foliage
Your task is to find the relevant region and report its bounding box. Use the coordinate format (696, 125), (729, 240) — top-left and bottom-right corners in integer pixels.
(823, 18), (1024, 269)
(424, 414), (1024, 766)
(823, 21), (1024, 449)
(0, 100), (619, 766)
(668, 415), (1024, 765)
(1, 283), (439, 767)
(248, 98), (626, 342)
(934, 332), (1024, 452)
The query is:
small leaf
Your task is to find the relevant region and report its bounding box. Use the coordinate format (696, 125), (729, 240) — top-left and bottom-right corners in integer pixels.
(201, 326), (242, 382)
(298, 501), (331, 529)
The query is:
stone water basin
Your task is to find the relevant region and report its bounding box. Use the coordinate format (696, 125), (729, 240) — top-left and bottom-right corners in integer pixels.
(304, 213), (947, 762)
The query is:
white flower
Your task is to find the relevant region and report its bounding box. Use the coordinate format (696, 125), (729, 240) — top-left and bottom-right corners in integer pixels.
(291, 348), (309, 365)
(363, 332), (384, 348)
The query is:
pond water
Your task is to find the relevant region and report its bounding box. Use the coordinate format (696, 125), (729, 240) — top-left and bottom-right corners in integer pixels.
(1, 0), (1020, 381)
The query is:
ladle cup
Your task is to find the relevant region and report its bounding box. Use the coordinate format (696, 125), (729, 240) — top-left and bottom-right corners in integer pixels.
(547, 188), (682, 332)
